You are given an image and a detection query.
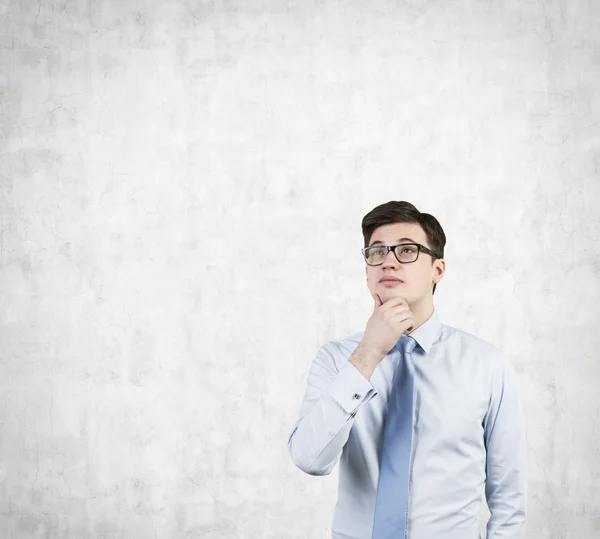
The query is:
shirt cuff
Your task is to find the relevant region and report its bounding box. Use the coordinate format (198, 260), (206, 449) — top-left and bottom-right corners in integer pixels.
(328, 360), (377, 415)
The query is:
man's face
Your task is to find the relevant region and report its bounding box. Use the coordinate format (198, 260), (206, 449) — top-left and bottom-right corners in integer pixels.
(365, 222), (444, 306)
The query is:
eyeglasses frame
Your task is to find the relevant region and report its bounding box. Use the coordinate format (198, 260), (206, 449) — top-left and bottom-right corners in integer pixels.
(361, 242), (441, 266)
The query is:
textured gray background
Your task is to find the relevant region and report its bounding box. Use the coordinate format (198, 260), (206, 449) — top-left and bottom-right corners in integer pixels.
(1, 0), (599, 538)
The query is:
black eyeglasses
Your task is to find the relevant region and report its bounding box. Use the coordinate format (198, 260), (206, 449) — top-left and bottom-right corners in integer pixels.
(361, 242), (441, 266)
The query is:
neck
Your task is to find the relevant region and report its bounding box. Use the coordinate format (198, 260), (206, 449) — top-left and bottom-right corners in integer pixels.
(407, 295), (434, 333)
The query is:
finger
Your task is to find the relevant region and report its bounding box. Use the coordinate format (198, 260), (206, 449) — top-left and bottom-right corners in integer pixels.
(373, 294), (382, 308)
(390, 312), (413, 327)
(383, 306), (410, 323)
(382, 298), (410, 311)
(381, 296), (407, 310)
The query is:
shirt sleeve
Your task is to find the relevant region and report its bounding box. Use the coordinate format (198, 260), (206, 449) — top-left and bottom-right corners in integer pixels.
(287, 341), (378, 476)
(483, 351), (528, 538)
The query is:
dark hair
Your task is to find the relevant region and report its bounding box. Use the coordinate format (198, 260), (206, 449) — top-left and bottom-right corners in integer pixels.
(361, 201), (446, 295)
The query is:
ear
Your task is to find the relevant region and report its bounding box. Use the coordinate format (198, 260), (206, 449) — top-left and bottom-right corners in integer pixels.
(438, 258), (446, 273)
(434, 258), (446, 282)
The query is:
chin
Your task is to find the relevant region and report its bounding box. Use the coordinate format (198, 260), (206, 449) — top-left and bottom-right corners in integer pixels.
(379, 289), (409, 302)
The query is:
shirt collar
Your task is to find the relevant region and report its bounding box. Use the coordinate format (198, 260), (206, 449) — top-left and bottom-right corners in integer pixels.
(408, 308), (442, 355)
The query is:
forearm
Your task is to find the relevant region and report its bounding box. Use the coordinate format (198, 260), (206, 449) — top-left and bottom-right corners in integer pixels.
(287, 388), (359, 475)
(348, 344), (384, 381)
(288, 349), (378, 475)
(485, 353), (528, 538)
(486, 438), (527, 538)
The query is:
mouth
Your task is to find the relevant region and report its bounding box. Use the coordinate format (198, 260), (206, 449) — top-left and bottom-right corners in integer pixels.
(379, 278), (404, 284)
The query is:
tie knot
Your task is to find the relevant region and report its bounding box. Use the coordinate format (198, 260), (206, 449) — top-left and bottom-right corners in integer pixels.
(397, 335), (417, 355)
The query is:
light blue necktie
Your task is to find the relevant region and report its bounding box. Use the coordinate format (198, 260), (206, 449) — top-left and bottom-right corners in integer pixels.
(371, 334), (418, 539)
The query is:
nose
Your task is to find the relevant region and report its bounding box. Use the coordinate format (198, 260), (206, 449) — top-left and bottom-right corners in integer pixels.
(382, 248), (398, 267)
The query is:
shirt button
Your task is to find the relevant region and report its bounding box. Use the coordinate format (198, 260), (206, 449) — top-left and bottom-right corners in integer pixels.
(353, 393), (361, 400)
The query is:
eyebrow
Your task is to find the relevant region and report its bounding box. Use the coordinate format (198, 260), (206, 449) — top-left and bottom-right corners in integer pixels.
(369, 237), (416, 246)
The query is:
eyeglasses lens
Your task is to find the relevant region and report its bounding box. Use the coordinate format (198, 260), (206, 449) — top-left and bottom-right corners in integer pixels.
(364, 244), (419, 265)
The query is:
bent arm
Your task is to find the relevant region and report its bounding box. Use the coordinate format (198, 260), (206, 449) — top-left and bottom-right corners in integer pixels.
(287, 342), (377, 475)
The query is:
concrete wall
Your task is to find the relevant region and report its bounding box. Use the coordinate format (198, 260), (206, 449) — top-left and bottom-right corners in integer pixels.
(1, 0), (599, 537)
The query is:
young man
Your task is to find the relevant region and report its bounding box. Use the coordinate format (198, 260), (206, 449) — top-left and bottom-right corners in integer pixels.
(287, 201), (527, 539)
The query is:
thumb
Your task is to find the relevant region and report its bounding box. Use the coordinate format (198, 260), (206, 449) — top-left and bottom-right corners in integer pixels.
(373, 293), (382, 309)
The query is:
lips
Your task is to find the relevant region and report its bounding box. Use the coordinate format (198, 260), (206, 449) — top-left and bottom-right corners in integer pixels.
(380, 277), (403, 283)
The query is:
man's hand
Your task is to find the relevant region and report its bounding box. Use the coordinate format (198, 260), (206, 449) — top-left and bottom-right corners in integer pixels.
(361, 294), (414, 357)
(349, 294), (414, 380)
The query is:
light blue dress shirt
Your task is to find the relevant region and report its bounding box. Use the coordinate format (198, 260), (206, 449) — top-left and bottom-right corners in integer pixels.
(287, 309), (527, 539)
